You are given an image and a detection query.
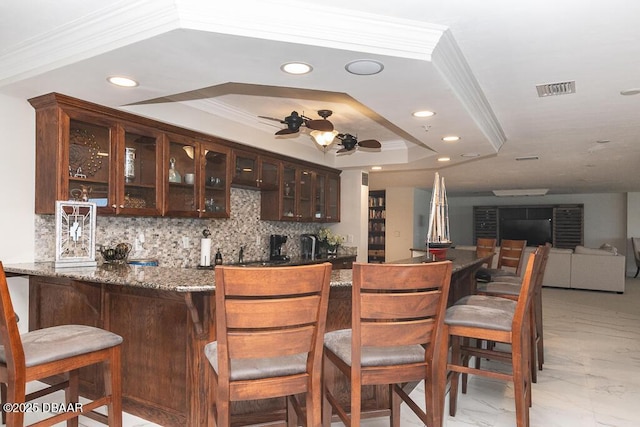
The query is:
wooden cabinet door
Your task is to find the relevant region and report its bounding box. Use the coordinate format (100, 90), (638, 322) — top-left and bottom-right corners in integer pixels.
(114, 122), (163, 216)
(200, 142), (230, 218)
(232, 150), (259, 187)
(326, 173), (340, 222)
(314, 173), (327, 221)
(164, 134), (198, 217)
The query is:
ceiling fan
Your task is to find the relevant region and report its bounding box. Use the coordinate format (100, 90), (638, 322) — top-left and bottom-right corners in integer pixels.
(260, 109), (382, 152)
(259, 109), (334, 135)
(336, 133), (381, 153)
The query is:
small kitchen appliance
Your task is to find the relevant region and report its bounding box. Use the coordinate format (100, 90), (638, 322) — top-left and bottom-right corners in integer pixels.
(300, 234), (319, 260)
(269, 234), (289, 261)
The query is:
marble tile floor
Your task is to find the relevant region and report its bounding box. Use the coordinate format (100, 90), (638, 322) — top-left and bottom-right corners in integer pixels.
(21, 278), (640, 426)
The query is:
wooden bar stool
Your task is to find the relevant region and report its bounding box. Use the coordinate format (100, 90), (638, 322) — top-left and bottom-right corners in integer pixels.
(440, 251), (543, 427)
(205, 263), (332, 427)
(476, 239), (527, 282)
(322, 261), (453, 427)
(0, 262), (123, 427)
(474, 243), (551, 377)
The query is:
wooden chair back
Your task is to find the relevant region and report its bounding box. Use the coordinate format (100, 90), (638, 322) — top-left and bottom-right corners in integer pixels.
(476, 238), (497, 267)
(496, 239), (527, 275)
(213, 262), (332, 425)
(0, 263), (25, 379)
(353, 261), (453, 358)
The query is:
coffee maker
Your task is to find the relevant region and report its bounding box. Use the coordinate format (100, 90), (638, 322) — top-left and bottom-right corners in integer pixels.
(269, 234), (289, 261)
(300, 234), (319, 260)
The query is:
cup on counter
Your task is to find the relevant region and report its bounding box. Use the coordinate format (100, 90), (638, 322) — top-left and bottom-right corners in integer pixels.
(184, 173), (195, 185)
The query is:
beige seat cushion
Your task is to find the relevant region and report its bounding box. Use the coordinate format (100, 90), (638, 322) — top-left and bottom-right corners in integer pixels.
(445, 302), (514, 331)
(323, 329), (425, 367)
(204, 342), (307, 381)
(0, 325), (123, 368)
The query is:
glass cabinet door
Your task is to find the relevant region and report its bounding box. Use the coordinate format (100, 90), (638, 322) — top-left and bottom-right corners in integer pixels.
(327, 174), (340, 222)
(298, 168), (313, 221)
(314, 173), (326, 221)
(68, 119), (112, 212)
(119, 129), (160, 215)
(202, 144), (229, 217)
(282, 165), (296, 219)
(166, 139), (197, 216)
(259, 158), (279, 190)
(233, 151), (258, 187)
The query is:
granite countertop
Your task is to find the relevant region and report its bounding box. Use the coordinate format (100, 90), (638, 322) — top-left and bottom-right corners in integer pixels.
(3, 259), (354, 293)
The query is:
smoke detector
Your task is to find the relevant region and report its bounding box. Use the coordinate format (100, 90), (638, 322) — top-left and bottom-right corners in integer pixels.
(536, 81), (576, 97)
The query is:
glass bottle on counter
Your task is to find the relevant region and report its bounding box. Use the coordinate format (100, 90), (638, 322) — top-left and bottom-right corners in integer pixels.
(168, 157), (181, 183)
(214, 248), (223, 265)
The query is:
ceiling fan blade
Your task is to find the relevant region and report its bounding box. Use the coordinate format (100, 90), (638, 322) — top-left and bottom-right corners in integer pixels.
(305, 119), (334, 132)
(258, 115), (285, 123)
(275, 128), (298, 135)
(358, 139), (381, 149)
(336, 147), (352, 154)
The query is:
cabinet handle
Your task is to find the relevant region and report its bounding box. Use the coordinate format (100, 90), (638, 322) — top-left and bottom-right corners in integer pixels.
(119, 205), (124, 209)
(111, 204), (117, 209)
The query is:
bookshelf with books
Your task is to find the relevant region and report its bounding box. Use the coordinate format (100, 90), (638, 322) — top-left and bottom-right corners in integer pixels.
(368, 190), (386, 263)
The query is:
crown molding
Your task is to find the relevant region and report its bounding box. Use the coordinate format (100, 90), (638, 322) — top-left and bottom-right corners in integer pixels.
(0, 0), (448, 88)
(0, 0), (179, 86)
(432, 30), (506, 152)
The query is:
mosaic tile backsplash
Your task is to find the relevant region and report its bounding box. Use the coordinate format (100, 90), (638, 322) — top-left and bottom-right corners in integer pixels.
(36, 188), (353, 267)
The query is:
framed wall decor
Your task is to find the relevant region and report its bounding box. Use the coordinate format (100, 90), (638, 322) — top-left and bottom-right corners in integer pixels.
(55, 201), (98, 268)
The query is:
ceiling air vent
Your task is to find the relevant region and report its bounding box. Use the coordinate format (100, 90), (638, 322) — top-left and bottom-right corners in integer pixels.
(536, 81), (576, 97)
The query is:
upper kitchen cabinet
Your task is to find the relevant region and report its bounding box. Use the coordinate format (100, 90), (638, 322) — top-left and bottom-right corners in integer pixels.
(231, 149), (279, 190)
(312, 171), (340, 222)
(261, 163), (340, 222)
(200, 142), (231, 218)
(164, 135), (231, 218)
(116, 122), (163, 216)
(29, 93), (163, 215)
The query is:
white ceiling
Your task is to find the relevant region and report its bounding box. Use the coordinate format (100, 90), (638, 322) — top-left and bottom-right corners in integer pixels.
(2, 0), (640, 196)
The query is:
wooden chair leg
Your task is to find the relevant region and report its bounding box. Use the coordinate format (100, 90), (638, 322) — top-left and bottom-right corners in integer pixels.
(449, 336), (461, 417)
(66, 371), (79, 427)
(350, 376), (361, 427)
(511, 336), (530, 427)
(390, 384), (401, 427)
(322, 385), (332, 427)
(286, 396), (297, 427)
(5, 381), (26, 427)
(105, 347), (122, 427)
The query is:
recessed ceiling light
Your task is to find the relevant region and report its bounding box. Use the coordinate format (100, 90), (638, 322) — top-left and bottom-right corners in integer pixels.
(371, 166), (382, 171)
(437, 157), (450, 162)
(442, 136), (460, 142)
(281, 62), (313, 75)
(412, 110), (436, 118)
(620, 88), (640, 96)
(107, 76), (138, 87)
(345, 59), (384, 75)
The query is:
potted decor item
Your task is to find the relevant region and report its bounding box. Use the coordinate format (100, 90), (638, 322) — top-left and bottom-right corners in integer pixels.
(318, 228), (345, 258)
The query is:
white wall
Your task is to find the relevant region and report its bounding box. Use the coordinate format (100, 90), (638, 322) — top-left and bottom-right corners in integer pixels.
(385, 187), (417, 262)
(333, 169), (368, 263)
(0, 94), (36, 332)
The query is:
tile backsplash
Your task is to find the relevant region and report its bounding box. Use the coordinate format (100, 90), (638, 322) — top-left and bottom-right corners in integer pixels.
(36, 188), (349, 267)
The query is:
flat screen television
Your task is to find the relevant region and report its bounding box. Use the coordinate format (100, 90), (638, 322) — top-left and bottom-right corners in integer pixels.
(500, 218), (552, 246)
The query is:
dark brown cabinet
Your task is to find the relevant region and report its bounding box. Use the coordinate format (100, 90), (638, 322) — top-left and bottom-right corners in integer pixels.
(29, 92), (339, 222)
(231, 150), (279, 190)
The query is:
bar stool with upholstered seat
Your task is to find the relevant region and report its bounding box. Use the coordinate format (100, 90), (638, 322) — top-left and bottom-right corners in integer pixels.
(475, 239), (527, 282)
(0, 262), (123, 427)
(205, 262), (332, 427)
(322, 261), (453, 427)
(440, 250), (544, 427)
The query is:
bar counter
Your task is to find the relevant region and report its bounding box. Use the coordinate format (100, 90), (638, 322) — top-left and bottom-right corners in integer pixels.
(3, 250), (488, 426)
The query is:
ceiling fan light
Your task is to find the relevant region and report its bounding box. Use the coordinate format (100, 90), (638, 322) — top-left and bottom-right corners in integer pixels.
(310, 130), (338, 147)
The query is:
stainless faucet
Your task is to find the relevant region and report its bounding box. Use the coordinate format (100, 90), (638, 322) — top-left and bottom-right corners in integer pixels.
(238, 246), (245, 264)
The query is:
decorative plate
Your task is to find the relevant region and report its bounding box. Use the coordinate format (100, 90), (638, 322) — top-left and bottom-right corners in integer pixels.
(69, 128), (103, 177)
